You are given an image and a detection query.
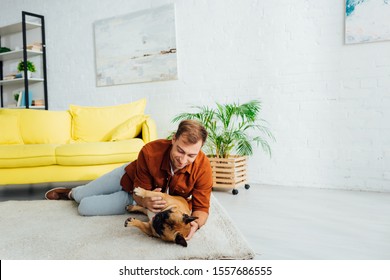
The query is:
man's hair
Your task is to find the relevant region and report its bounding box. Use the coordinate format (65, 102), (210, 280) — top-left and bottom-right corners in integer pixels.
(175, 120), (208, 145)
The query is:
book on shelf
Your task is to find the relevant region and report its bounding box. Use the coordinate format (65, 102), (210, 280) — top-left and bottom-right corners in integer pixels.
(4, 74), (16, 80)
(16, 91), (23, 107)
(32, 99), (44, 106)
(26, 42), (42, 52)
(19, 90), (33, 107)
(27, 47), (42, 52)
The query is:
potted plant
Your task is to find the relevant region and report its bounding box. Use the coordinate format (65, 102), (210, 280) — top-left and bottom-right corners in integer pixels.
(17, 60), (36, 78)
(13, 92), (20, 106)
(171, 100), (275, 194)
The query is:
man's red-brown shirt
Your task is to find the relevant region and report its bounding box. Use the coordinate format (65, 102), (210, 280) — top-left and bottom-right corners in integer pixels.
(120, 139), (213, 213)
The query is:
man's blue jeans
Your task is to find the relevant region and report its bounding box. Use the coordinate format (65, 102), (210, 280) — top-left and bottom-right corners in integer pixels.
(71, 163), (133, 216)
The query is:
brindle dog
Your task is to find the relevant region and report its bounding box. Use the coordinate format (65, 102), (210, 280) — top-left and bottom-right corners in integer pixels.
(124, 187), (198, 247)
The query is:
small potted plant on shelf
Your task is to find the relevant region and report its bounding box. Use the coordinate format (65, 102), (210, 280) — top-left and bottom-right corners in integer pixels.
(0, 47), (12, 53)
(17, 60), (36, 78)
(171, 99), (275, 194)
(13, 92), (20, 106)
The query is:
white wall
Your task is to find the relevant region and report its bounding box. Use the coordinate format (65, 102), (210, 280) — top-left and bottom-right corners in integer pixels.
(1, 0), (389, 192)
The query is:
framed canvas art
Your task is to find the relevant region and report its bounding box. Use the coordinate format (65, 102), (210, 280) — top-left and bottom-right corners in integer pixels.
(94, 4), (177, 86)
(345, 0), (390, 44)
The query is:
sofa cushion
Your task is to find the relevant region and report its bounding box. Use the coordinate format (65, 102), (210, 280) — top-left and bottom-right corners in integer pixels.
(108, 115), (147, 142)
(0, 114), (23, 144)
(142, 118), (157, 143)
(55, 139), (145, 166)
(18, 110), (72, 144)
(0, 144), (57, 168)
(0, 109), (72, 144)
(70, 99), (147, 142)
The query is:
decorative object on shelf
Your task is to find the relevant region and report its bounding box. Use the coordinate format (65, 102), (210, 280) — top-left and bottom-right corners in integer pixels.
(17, 60), (36, 78)
(16, 90), (23, 107)
(13, 92), (20, 105)
(20, 90), (33, 107)
(3, 74), (16, 80)
(31, 99), (44, 106)
(26, 42), (42, 52)
(94, 4), (177, 86)
(0, 47), (11, 53)
(171, 100), (275, 195)
(345, 0), (390, 44)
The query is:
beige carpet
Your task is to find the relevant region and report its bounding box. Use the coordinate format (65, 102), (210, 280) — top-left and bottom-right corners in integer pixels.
(0, 195), (255, 260)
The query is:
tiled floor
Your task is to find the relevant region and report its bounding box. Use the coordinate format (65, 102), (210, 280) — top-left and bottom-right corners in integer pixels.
(1, 182), (390, 259)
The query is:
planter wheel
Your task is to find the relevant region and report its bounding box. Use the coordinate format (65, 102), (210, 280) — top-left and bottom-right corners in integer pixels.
(232, 189), (239, 195)
(245, 184), (250, 190)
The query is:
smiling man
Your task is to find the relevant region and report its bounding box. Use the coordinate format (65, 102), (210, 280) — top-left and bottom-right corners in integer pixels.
(45, 120), (213, 240)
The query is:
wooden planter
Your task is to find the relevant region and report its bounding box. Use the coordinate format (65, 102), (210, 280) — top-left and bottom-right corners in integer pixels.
(208, 155), (249, 194)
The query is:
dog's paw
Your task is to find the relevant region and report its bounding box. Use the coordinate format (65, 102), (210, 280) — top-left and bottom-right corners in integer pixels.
(133, 187), (145, 198)
(125, 205), (134, 212)
(124, 217), (136, 227)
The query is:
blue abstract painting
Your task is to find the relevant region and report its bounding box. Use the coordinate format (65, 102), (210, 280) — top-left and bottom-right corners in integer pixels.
(94, 4), (177, 86)
(345, 0), (390, 44)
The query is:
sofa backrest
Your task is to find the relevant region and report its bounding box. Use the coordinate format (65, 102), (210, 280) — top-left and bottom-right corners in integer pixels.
(0, 109), (72, 144)
(0, 98), (149, 145)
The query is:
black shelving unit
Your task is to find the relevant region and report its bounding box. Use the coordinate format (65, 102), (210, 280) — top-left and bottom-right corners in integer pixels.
(0, 11), (48, 110)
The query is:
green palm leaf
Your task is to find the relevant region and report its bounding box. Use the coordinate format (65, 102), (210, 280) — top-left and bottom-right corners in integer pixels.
(170, 100), (275, 158)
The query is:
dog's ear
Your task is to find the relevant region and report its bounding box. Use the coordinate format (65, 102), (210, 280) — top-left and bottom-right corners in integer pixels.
(175, 233), (188, 247)
(183, 214), (199, 224)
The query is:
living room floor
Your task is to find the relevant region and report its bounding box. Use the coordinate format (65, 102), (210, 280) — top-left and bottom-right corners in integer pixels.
(1, 183), (389, 260)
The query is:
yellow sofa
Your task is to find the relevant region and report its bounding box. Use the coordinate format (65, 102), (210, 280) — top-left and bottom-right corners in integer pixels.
(0, 99), (157, 185)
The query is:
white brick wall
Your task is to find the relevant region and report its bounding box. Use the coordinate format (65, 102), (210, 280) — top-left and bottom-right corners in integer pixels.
(1, 0), (389, 191)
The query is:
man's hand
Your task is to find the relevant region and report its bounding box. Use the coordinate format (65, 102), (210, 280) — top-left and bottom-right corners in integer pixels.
(185, 221), (199, 241)
(135, 188), (167, 213)
(185, 210), (208, 241)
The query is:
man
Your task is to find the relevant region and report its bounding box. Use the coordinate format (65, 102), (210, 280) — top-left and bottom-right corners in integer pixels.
(45, 120), (213, 240)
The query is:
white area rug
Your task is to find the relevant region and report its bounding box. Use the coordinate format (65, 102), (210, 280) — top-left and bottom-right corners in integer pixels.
(0, 196), (254, 260)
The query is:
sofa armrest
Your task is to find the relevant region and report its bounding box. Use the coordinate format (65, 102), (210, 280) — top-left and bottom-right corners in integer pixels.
(142, 118), (157, 143)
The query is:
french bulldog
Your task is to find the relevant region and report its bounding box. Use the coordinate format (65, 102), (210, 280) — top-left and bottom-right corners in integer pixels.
(124, 187), (198, 247)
